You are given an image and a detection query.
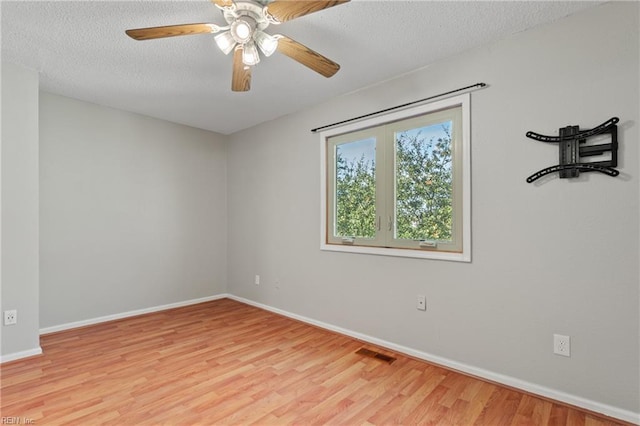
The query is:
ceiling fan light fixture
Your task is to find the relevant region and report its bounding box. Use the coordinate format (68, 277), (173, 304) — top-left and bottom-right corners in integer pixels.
(254, 31), (278, 57)
(242, 41), (260, 66)
(215, 31), (237, 55)
(230, 18), (255, 44)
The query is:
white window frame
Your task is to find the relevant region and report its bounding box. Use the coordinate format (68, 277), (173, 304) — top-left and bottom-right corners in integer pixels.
(320, 93), (471, 262)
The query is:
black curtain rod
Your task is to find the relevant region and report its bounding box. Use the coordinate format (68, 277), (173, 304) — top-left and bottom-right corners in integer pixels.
(310, 82), (487, 133)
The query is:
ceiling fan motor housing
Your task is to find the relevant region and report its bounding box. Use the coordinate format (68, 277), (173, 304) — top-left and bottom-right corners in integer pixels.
(222, 1), (271, 33)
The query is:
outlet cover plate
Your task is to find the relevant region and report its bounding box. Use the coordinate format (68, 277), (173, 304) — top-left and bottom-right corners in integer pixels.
(553, 334), (570, 357)
(417, 295), (426, 311)
(4, 310), (17, 325)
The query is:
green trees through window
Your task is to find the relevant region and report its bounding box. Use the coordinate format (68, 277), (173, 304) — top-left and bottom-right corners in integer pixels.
(395, 124), (453, 241)
(335, 142), (376, 239)
(333, 123), (453, 242)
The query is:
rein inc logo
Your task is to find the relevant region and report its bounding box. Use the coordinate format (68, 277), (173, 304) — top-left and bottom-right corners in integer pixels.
(1, 418), (35, 425)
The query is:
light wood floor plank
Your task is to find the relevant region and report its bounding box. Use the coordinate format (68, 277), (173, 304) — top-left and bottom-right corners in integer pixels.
(0, 298), (629, 425)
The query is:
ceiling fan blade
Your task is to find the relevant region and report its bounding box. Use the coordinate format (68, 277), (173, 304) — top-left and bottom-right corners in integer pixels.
(232, 46), (251, 92)
(275, 35), (340, 78)
(210, 0), (234, 8)
(126, 23), (221, 41)
(266, 0), (349, 23)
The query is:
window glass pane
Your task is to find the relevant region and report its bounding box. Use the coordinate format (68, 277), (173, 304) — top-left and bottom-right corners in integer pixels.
(335, 138), (376, 238)
(395, 121), (453, 241)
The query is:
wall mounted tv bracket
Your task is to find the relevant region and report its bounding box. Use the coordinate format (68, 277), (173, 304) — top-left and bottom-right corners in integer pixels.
(526, 117), (619, 183)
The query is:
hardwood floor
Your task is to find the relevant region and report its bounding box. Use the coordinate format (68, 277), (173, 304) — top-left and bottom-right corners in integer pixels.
(0, 299), (627, 425)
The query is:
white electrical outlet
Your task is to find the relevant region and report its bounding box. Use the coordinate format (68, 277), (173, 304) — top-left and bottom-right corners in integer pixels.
(4, 310), (17, 326)
(417, 295), (426, 311)
(553, 334), (571, 357)
(254, 275), (260, 285)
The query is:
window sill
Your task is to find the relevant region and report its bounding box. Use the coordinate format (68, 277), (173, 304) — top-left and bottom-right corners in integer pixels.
(320, 242), (471, 262)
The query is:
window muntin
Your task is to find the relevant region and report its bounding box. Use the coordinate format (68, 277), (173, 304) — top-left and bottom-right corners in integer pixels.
(321, 94), (470, 261)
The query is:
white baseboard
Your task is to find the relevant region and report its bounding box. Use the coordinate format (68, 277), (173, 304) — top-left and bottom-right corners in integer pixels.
(39, 294), (229, 335)
(0, 347), (43, 364)
(227, 294), (640, 425)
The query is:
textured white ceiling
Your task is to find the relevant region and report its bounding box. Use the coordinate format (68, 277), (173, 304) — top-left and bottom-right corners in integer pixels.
(2, 0), (604, 135)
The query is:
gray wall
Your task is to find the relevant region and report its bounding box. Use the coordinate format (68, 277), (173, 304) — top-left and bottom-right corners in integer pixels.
(1, 62), (41, 358)
(39, 93), (228, 328)
(227, 2), (639, 416)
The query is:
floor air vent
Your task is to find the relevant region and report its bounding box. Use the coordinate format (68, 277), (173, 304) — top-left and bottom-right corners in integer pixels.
(355, 348), (396, 364)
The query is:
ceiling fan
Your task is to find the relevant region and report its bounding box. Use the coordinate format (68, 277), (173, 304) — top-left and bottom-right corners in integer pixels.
(126, 0), (350, 92)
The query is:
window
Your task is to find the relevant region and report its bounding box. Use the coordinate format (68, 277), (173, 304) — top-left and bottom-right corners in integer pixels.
(320, 94), (470, 261)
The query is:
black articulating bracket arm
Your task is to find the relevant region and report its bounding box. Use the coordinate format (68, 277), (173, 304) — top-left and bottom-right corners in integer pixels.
(525, 117), (620, 183)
